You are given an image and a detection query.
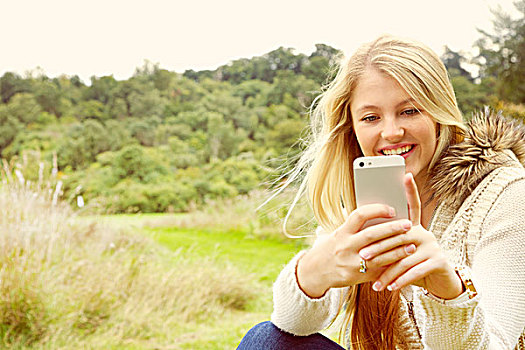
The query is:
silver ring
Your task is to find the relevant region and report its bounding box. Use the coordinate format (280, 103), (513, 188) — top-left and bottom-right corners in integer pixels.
(359, 259), (367, 273)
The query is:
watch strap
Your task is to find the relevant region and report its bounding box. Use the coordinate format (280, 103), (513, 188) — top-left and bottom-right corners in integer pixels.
(455, 266), (478, 299)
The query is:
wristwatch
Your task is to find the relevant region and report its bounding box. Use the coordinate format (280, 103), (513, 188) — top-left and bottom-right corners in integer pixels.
(455, 266), (478, 299)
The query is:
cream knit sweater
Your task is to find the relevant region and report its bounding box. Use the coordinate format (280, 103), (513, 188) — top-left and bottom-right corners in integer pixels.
(271, 164), (525, 349)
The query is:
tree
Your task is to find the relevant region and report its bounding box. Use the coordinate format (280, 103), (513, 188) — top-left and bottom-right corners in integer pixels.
(112, 144), (168, 182)
(6, 93), (42, 124)
(267, 119), (307, 155)
(232, 79), (271, 106)
(302, 56), (332, 85)
(475, 0), (525, 103)
(218, 58), (254, 84)
(182, 69), (214, 82)
(450, 75), (493, 117)
(266, 71), (318, 111)
(105, 119), (132, 151)
(265, 47), (306, 74)
(303, 44), (341, 85)
(129, 119), (158, 147)
(34, 80), (63, 116)
(203, 157), (268, 196)
(206, 112), (241, 160)
(57, 120), (112, 170)
(441, 47), (473, 80)
(151, 68), (177, 92)
(0, 105), (22, 154)
(75, 100), (105, 121)
(129, 87), (166, 119)
(85, 76), (118, 105)
(309, 43), (341, 61)
(0, 72), (29, 104)
(115, 79), (142, 117)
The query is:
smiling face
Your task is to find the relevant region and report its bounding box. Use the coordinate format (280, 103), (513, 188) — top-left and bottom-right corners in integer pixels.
(350, 68), (438, 186)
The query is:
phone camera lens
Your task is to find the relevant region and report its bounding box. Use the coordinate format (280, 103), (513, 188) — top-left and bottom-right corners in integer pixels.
(359, 162), (364, 167)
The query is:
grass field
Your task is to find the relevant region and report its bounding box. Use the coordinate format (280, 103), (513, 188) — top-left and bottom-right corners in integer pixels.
(1, 184), (317, 349)
(101, 214), (307, 349)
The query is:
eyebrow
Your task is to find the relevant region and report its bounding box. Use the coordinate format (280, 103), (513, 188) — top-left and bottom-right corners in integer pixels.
(397, 98), (417, 108)
(355, 98), (417, 114)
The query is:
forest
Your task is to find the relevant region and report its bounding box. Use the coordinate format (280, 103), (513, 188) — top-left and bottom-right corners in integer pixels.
(1, 5), (523, 214)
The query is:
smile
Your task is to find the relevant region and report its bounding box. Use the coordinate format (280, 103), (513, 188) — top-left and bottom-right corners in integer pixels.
(380, 144), (415, 156)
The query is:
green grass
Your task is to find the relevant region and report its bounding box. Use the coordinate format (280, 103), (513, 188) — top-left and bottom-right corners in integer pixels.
(3, 183), (309, 349)
(2, 183), (311, 349)
(150, 227), (305, 283)
(2, 166), (318, 349)
(98, 213), (308, 349)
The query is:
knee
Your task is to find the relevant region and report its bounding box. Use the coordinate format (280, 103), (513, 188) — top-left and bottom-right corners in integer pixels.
(237, 321), (282, 349)
(253, 320), (277, 330)
(237, 321), (344, 350)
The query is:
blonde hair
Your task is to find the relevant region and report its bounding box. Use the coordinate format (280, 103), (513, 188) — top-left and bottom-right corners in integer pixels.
(286, 35), (466, 348)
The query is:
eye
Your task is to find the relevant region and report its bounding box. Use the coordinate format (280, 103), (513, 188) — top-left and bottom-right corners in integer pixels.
(361, 115), (379, 122)
(401, 108), (420, 116)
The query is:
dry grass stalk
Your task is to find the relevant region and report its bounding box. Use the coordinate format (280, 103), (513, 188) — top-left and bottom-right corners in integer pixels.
(0, 179), (256, 348)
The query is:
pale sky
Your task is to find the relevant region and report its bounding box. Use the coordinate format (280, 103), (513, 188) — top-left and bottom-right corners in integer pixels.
(0, 0), (520, 83)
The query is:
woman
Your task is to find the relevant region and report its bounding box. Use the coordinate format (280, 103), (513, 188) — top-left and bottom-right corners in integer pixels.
(238, 35), (525, 349)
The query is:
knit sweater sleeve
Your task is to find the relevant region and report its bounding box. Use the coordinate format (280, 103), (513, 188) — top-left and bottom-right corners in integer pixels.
(270, 250), (348, 336)
(414, 179), (525, 349)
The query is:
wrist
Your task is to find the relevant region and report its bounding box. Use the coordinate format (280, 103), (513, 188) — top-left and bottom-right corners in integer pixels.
(427, 267), (465, 300)
(296, 251), (329, 299)
(444, 271), (465, 300)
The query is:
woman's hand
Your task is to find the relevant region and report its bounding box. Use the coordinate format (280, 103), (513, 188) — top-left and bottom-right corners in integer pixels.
(359, 173), (464, 300)
(296, 204), (415, 298)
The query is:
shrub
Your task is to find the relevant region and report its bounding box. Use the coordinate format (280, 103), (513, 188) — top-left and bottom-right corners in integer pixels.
(107, 179), (197, 213)
(112, 144), (168, 182)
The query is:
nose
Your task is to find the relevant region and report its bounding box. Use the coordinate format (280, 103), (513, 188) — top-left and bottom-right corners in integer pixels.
(381, 117), (404, 142)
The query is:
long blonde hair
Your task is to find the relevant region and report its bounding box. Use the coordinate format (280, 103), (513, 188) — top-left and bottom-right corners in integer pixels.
(287, 35), (465, 348)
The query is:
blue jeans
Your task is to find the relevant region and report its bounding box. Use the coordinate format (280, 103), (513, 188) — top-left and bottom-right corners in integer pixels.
(237, 321), (345, 349)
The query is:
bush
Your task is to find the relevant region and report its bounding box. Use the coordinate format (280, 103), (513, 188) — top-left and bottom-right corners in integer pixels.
(112, 144), (168, 182)
(107, 179), (197, 213)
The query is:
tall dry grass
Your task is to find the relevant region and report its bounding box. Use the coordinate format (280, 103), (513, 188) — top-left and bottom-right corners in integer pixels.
(0, 169), (256, 348)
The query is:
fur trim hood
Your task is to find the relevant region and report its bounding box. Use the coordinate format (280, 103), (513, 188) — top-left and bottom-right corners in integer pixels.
(429, 108), (525, 207)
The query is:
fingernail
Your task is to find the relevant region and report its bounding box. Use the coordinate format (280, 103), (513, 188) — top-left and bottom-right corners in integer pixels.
(359, 250), (371, 260)
(401, 220), (412, 231)
(389, 207), (396, 217)
(372, 281), (382, 291)
(404, 244), (416, 255)
(387, 282), (397, 291)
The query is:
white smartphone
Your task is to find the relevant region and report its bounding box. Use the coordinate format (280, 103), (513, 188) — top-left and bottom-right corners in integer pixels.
(353, 155), (408, 227)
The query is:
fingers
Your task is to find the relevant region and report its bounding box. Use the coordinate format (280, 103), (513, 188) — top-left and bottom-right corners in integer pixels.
(355, 219), (413, 253)
(335, 204), (396, 237)
(370, 253), (426, 292)
(404, 173), (421, 225)
(366, 243), (416, 268)
(380, 259), (435, 292)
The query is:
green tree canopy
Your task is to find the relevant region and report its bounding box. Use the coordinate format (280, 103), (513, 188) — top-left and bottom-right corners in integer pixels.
(475, 0), (525, 103)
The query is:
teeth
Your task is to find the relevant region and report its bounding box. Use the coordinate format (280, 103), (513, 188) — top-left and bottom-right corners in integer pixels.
(383, 145), (413, 155)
